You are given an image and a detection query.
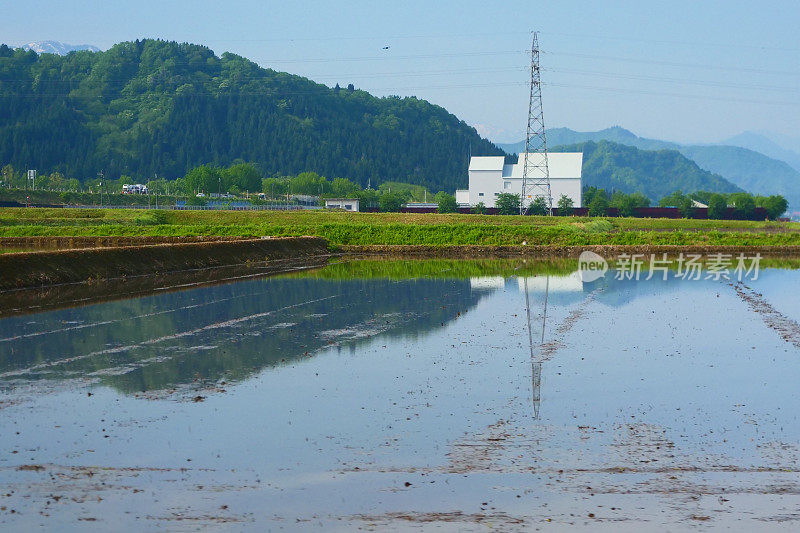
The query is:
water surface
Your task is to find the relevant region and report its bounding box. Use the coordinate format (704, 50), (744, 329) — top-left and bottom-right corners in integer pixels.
(1, 259), (799, 531)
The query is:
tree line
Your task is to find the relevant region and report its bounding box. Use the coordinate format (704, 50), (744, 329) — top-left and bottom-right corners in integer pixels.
(482, 188), (787, 219)
(0, 40), (500, 193)
(2, 157), (789, 219)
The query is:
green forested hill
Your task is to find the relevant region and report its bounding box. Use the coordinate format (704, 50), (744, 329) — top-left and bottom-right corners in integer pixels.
(553, 140), (742, 200)
(0, 39), (501, 191)
(501, 127), (800, 207)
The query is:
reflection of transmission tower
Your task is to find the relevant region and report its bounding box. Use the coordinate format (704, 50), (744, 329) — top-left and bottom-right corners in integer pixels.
(519, 32), (552, 215)
(524, 275), (549, 419)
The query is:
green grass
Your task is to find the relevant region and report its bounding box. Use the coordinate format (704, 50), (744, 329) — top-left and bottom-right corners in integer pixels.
(280, 258), (580, 280)
(1, 208), (799, 247)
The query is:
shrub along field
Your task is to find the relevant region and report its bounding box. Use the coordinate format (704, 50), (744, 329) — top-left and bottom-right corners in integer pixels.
(1, 208), (799, 247)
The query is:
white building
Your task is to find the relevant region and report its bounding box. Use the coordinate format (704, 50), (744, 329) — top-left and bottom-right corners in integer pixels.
(122, 183), (148, 195)
(456, 152), (583, 208)
(324, 198), (360, 212)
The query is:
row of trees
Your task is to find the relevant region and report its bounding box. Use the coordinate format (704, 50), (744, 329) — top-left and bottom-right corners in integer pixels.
(659, 190), (788, 220)
(472, 189), (647, 217)
(460, 188), (788, 219)
(2, 156), (790, 219)
(583, 187), (651, 217)
(0, 160), (421, 203)
(1, 164), (82, 191)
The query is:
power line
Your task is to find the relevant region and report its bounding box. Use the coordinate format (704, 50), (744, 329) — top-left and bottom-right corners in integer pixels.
(7, 81), (800, 108)
(0, 66), (528, 84)
(257, 49), (528, 64)
(543, 81), (800, 107)
(199, 31), (533, 43)
(542, 50), (800, 77)
(539, 30), (800, 53)
(12, 59), (800, 93)
(47, 29), (793, 52)
(543, 67), (800, 93)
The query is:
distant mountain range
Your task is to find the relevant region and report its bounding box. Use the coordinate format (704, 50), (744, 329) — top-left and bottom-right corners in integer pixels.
(4, 40), (797, 205)
(722, 131), (800, 173)
(21, 41), (100, 55)
(544, 140), (741, 201)
(498, 127), (800, 208)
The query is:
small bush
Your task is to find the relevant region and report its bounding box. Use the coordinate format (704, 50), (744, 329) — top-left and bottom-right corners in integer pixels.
(185, 196), (207, 206)
(588, 194), (609, 217)
(495, 193), (520, 215)
(435, 192), (458, 213)
(582, 219), (614, 233)
(134, 210), (169, 225)
(471, 201), (487, 215)
(730, 193), (756, 219)
(759, 195), (788, 220)
(528, 196), (548, 215)
(557, 194), (574, 215)
(379, 192), (405, 212)
(707, 194), (727, 219)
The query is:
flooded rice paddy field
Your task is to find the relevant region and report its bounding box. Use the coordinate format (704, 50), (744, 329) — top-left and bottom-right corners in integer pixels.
(1, 259), (800, 531)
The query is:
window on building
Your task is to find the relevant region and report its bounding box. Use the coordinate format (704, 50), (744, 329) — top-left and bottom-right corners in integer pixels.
(478, 192), (484, 197)
(504, 181), (511, 190)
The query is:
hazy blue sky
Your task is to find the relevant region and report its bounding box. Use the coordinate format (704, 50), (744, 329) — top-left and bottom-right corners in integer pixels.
(4, 0), (799, 143)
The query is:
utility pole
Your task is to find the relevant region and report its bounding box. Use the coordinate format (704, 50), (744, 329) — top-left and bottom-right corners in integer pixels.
(520, 32), (552, 215)
(98, 170), (104, 207)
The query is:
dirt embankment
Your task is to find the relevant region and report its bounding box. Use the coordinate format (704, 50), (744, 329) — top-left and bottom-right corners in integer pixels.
(0, 236), (242, 250)
(0, 237), (330, 291)
(341, 244), (800, 258)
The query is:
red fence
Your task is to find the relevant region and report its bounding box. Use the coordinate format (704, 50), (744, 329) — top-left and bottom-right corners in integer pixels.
(383, 205), (771, 220)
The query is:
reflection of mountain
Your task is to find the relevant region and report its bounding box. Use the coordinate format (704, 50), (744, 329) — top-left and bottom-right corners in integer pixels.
(495, 270), (691, 308)
(585, 273), (689, 309)
(0, 276), (486, 394)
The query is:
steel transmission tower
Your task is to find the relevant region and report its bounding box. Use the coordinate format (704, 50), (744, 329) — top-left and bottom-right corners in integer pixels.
(519, 32), (552, 215)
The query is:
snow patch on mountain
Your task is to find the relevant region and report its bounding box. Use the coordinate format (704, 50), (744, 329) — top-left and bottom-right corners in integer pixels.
(21, 41), (100, 55)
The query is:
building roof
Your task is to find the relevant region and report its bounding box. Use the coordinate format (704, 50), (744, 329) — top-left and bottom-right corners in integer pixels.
(504, 152), (583, 179)
(468, 153), (582, 178)
(324, 198), (360, 202)
(468, 156), (505, 171)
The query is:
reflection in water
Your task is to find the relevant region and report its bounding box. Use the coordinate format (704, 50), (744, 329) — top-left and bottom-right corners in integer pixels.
(0, 260), (728, 407)
(0, 260), (617, 411)
(523, 276), (546, 419)
(3, 259), (800, 530)
(0, 275), (488, 395)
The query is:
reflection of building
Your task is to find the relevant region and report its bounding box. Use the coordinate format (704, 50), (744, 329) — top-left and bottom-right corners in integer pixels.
(469, 276), (506, 290)
(456, 152), (583, 208)
(517, 272), (583, 293)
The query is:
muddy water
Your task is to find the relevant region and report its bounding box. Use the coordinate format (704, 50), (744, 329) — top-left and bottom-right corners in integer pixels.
(1, 259), (800, 531)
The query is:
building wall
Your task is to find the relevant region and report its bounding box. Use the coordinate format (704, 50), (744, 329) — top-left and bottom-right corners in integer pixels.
(467, 153), (583, 208)
(468, 169), (505, 207)
(325, 199), (359, 212)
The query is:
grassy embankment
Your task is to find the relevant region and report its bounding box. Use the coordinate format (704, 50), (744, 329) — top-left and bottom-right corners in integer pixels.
(1, 208), (800, 247)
